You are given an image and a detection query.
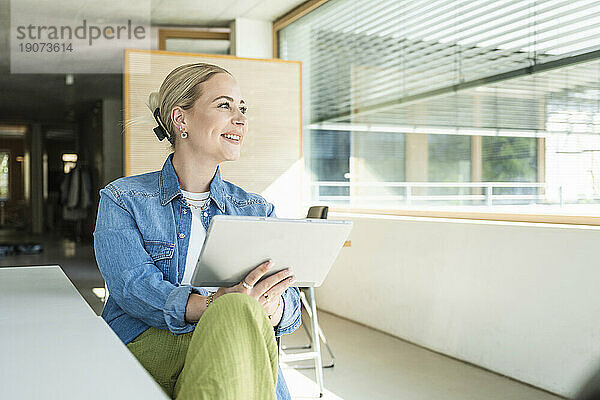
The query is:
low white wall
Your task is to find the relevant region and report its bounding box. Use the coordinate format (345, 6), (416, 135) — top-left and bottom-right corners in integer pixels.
(317, 213), (600, 397)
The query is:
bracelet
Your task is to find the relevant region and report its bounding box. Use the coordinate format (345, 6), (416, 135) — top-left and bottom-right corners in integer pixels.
(268, 296), (282, 320)
(206, 293), (214, 309)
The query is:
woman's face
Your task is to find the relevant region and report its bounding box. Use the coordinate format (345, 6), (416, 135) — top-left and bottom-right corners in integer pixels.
(176, 72), (248, 164)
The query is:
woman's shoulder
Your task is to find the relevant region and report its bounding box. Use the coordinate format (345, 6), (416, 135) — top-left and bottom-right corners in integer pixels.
(102, 171), (161, 198)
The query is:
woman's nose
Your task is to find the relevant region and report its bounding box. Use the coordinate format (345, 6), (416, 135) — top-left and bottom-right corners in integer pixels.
(233, 111), (247, 126)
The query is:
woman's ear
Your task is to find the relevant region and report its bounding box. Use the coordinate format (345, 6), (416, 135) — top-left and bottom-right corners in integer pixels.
(171, 106), (186, 131)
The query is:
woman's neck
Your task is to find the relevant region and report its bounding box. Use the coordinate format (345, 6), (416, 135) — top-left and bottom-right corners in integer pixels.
(172, 152), (218, 193)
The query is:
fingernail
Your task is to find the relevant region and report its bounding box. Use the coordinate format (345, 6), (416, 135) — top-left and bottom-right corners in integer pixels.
(267, 260), (273, 267)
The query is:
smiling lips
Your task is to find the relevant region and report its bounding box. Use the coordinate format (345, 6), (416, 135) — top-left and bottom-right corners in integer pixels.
(221, 133), (241, 144)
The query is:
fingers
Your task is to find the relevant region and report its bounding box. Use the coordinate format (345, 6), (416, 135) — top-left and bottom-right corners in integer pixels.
(258, 275), (296, 305)
(243, 260), (272, 287)
(254, 268), (294, 294)
(238, 262), (295, 309)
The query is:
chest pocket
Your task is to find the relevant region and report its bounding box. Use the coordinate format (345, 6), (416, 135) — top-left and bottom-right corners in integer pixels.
(144, 240), (175, 277)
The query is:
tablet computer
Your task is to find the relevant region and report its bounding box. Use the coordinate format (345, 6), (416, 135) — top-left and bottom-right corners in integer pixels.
(190, 215), (353, 287)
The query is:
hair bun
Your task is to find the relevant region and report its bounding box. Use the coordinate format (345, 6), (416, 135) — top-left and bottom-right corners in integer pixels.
(147, 91), (160, 112)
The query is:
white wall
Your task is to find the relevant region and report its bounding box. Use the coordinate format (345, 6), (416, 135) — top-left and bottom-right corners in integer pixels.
(317, 213), (600, 397)
(229, 18), (273, 59)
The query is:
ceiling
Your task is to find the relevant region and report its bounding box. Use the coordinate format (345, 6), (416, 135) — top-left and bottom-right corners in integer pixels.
(149, 0), (307, 26)
(0, 0), (307, 124)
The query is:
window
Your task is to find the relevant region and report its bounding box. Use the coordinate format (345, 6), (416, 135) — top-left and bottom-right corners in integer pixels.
(309, 129), (350, 202)
(278, 0), (600, 217)
(482, 137), (538, 206)
(158, 29), (230, 54)
(427, 135), (471, 205)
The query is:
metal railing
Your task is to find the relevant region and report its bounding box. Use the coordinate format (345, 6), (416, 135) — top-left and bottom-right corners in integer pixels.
(312, 181), (548, 207)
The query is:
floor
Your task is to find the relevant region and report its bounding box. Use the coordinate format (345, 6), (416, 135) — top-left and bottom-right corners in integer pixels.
(280, 311), (563, 400)
(0, 232), (564, 400)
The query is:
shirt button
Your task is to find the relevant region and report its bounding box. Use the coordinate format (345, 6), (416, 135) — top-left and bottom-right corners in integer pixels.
(179, 233), (185, 239)
(182, 209), (188, 214)
(203, 212), (209, 217)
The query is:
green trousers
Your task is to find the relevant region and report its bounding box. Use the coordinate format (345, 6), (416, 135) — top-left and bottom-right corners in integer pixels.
(126, 293), (278, 400)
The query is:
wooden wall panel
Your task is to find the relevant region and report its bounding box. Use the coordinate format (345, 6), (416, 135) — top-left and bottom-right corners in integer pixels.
(124, 49), (301, 194)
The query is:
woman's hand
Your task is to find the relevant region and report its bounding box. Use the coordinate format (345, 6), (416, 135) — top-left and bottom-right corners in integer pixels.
(215, 260), (295, 324)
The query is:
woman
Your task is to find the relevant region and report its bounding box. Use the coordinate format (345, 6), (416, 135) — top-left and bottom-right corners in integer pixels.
(94, 63), (301, 400)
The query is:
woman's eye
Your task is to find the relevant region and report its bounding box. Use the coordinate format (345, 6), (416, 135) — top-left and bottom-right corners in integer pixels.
(218, 102), (231, 109)
(240, 106), (247, 115)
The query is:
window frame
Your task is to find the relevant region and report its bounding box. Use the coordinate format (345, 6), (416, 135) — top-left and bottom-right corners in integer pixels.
(330, 207), (600, 226)
(158, 29), (230, 52)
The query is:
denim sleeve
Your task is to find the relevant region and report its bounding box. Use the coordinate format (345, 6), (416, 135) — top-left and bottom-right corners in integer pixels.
(93, 185), (196, 335)
(276, 287), (302, 337)
(267, 202), (302, 337)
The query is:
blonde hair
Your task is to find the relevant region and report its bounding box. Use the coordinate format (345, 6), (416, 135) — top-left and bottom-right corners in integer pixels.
(147, 63), (231, 147)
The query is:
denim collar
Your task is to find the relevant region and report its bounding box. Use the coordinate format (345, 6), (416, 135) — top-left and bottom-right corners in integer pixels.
(159, 153), (226, 212)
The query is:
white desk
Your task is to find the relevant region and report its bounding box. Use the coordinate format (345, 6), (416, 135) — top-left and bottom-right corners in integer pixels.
(0, 265), (168, 399)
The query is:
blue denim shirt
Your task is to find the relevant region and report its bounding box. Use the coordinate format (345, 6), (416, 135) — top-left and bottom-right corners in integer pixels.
(94, 154), (300, 399)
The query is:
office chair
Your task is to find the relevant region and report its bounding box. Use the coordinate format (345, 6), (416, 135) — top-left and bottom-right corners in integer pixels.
(279, 206), (336, 397)
(306, 206), (328, 219)
(283, 206), (334, 363)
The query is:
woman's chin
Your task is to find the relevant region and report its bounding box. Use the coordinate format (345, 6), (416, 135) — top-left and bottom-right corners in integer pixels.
(221, 151), (241, 162)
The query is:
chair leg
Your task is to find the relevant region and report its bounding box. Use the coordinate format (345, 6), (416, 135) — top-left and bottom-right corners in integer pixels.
(308, 287), (324, 397)
(305, 291), (336, 367)
(281, 320), (312, 350)
(281, 289), (336, 367)
(281, 291), (314, 350)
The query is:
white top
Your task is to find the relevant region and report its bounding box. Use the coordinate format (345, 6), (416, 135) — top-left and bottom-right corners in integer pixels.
(0, 265), (168, 399)
(181, 189), (210, 286)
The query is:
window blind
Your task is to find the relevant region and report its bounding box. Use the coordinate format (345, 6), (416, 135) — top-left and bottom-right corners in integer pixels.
(280, 0), (600, 130)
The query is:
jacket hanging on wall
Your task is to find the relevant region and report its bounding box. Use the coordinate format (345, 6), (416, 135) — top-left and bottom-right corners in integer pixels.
(60, 165), (92, 221)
